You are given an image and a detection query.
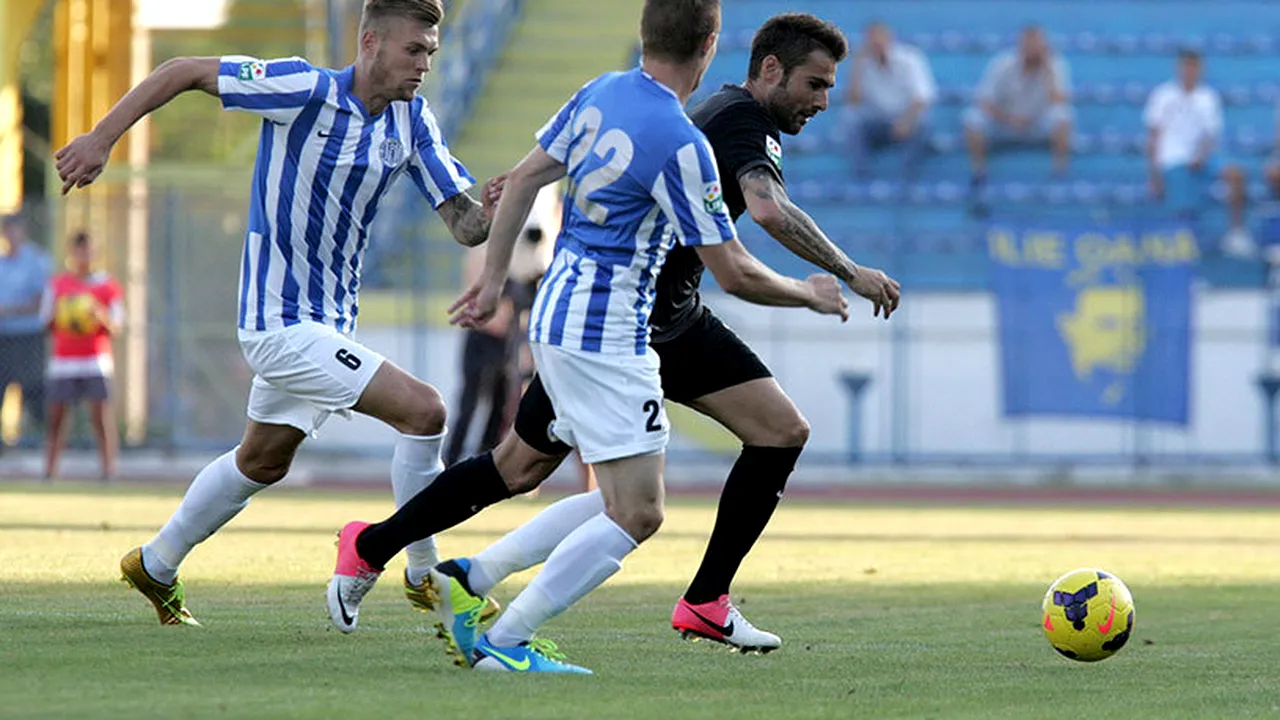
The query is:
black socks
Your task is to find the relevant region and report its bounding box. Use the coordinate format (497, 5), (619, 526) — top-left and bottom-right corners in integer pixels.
(356, 452), (513, 570)
(682, 445), (802, 605)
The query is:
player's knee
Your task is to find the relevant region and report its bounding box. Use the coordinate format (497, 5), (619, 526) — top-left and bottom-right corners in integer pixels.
(235, 446), (293, 485)
(400, 385), (446, 436)
(611, 504), (664, 544)
(506, 464), (549, 494)
(766, 412), (810, 448)
(492, 435), (558, 493)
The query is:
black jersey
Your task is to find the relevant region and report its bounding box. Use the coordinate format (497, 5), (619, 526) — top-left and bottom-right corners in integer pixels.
(649, 85), (785, 342)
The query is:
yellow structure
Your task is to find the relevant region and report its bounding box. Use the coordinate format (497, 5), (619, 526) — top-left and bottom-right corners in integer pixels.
(1, 0), (48, 214)
(1, 0), (145, 446)
(1, 0), (132, 211)
(53, 0), (135, 216)
(0, 0), (47, 444)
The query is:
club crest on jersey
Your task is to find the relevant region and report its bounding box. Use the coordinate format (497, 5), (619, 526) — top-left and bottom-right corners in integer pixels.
(380, 137), (405, 166)
(765, 135), (783, 169)
(238, 61), (267, 81)
(703, 181), (724, 215)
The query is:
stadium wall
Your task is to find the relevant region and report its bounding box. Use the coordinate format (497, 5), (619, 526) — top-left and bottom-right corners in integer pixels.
(306, 290), (1274, 474)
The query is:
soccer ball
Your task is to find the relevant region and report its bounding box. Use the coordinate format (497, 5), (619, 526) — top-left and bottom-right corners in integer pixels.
(1041, 568), (1135, 662)
(54, 293), (101, 336)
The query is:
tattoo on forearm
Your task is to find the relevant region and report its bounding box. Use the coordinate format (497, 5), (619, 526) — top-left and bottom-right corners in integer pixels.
(741, 167), (857, 282)
(774, 204), (857, 283)
(441, 192), (490, 247)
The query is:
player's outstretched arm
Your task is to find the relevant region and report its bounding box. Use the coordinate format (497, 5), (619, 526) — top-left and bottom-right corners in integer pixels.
(740, 166), (900, 319)
(696, 240), (848, 321)
(436, 174), (507, 247)
(449, 147), (564, 328)
(55, 57), (220, 195)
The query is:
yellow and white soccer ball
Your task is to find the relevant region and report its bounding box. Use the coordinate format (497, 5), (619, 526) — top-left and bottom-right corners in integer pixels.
(54, 293), (101, 336)
(1041, 568), (1135, 662)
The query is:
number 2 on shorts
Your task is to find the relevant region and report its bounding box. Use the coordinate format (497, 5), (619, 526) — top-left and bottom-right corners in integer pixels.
(642, 399), (663, 433)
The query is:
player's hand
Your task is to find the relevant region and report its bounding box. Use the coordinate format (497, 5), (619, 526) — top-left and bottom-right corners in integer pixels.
(847, 265), (901, 319)
(1007, 114), (1032, 132)
(481, 174), (508, 223)
(448, 275), (504, 329)
(55, 131), (113, 195)
(803, 274), (849, 322)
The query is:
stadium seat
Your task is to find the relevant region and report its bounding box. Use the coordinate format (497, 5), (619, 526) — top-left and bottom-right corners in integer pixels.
(702, 0), (1280, 288)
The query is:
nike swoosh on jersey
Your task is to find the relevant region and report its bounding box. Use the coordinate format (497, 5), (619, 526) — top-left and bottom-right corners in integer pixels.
(483, 646), (532, 671)
(688, 607), (735, 637)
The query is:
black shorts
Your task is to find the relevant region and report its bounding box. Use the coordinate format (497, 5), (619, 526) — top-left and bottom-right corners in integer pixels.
(47, 375), (110, 404)
(515, 308), (771, 456)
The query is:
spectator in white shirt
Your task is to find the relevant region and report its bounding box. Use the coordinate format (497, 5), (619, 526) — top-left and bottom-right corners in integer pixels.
(845, 22), (936, 180)
(1144, 49), (1249, 253)
(963, 25), (1073, 194)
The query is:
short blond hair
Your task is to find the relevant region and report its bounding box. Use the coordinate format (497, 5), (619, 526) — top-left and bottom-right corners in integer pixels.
(641, 0), (720, 63)
(360, 0), (444, 34)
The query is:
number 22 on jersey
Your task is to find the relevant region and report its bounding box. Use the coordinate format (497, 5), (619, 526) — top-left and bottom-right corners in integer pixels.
(566, 106), (635, 225)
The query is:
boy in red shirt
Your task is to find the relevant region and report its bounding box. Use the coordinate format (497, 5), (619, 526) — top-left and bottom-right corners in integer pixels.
(42, 231), (123, 479)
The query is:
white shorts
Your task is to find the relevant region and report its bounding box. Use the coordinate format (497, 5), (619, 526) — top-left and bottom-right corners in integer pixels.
(530, 342), (668, 464)
(237, 323), (385, 435)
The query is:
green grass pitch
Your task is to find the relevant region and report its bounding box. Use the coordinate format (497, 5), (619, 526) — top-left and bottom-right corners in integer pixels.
(2, 483), (1278, 719)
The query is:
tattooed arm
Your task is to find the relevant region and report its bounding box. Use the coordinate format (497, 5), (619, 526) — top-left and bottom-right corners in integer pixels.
(739, 166), (858, 284)
(436, 191), (490, 247)
(739, 166), (901, 318)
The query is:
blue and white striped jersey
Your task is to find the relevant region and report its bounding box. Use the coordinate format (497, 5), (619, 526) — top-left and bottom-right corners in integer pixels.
(529, 69), (737, 356)
(219, 56), (474, 333)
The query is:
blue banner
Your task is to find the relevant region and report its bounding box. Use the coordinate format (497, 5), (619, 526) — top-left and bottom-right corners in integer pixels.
(989, 224), (1196, 424)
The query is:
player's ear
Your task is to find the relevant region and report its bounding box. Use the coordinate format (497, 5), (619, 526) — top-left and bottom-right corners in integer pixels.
(700, 31), (719, 61)
(359, 25), (380, 57)
(761, 54), (784, 84)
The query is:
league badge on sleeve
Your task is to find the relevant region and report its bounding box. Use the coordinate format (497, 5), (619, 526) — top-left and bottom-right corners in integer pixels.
(703, 181), (725, 215)
(238, 61), (267, 81)
(765, 135), (783, 170)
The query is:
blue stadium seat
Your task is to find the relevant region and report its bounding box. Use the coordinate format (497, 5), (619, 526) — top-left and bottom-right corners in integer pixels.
(703, 0), (1280, 289)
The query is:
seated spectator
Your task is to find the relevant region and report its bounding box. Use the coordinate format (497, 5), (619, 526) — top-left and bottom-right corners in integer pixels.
(964, 25), (1073, 210)
(844, 21), (935, 180)
(1144, 49), (1249, 255)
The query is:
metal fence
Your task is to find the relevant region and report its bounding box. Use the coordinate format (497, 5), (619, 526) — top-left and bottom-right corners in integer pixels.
(7, 1), (1280, 472)
(0, 181), (457, 452)
(7, 184), (1278, 472)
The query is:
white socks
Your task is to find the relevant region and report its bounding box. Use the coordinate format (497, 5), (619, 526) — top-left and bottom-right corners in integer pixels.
(142, 448), (266, 585)
(139, 433), (444, 587)
(391, 432), (446, 585)
(467, 489), (606, 596)
(485, 512), (636, 648)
